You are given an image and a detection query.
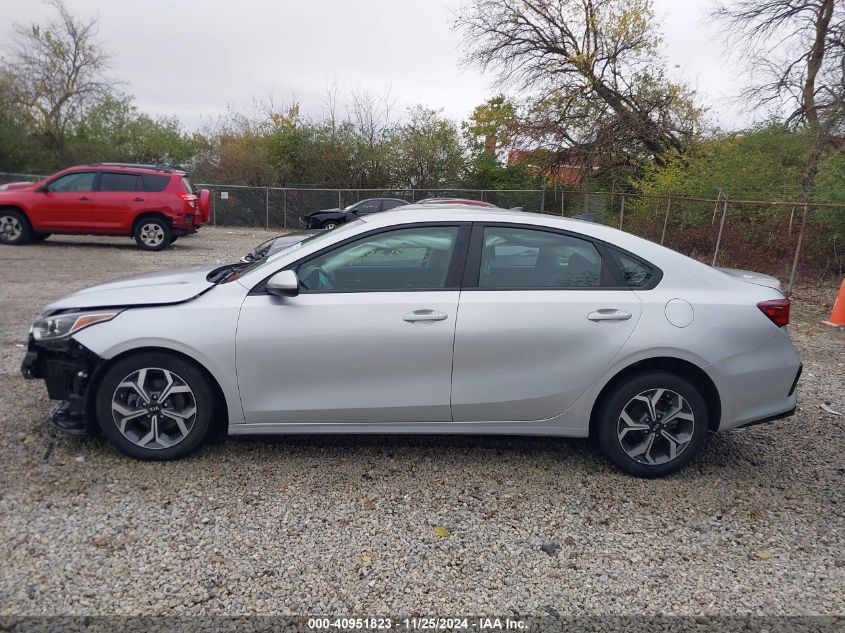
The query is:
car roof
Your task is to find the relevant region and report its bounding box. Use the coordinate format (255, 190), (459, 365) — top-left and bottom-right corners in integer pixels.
(78, 163), (185, 175)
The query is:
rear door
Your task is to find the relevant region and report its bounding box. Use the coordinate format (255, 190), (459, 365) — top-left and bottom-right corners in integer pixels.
(29, 171), (96, 231)
(90, 171), (145, 233)
(450, 223), (642, 422)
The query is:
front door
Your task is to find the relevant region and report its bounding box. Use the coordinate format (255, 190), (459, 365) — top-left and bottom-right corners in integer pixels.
(91, 171), (145, 233)
(451, 224), (642, 422)
(30, 171), (96, 231)
(236, 223), (469, 424)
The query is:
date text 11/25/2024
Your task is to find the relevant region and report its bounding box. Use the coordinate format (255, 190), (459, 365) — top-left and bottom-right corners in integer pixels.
(307, 617), (527, 630)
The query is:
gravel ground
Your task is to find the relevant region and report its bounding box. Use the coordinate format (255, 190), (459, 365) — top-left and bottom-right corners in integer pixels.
(0, 227), (843, 618)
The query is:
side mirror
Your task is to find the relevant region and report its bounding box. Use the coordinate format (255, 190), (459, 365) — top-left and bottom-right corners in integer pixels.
(265, 270), (300, 297)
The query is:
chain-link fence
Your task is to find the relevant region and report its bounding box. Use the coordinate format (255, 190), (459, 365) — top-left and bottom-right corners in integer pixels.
(2, 172), (843, 286)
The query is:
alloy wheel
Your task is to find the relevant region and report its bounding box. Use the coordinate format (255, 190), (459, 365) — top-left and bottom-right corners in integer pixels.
(139, 222), (165, 247)
(323, 222), (338, 230)
(0, 215), (23, 242)
(616, 388), (695, 465)
(111, 367), (197, 449)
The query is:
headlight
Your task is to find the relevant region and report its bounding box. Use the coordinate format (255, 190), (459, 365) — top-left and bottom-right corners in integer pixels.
(31, 310), (121, 341)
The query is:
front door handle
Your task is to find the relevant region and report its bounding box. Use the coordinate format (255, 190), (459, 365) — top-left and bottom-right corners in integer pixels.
(78, 196), (90, 201)
(132, 197), (144, 202)
(403, 309), (448, 323)
(588, 309), (632, 322)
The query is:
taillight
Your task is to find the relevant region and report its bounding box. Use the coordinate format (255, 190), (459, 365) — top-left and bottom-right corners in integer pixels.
(178, 193), (197, 209)
(757, 299), (790, 327)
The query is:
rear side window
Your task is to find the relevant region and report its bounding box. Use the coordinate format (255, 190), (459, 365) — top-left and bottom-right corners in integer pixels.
(611, 250), (655, 287)
(99, 172), (140, 192)
(479, 226), (602, 288)
(141, 174), (171, 192)
(181, 176), (195, 194)
(383, 200), (406, 211)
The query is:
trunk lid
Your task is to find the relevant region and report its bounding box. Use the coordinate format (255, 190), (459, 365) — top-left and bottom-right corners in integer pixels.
(717, 267), (782, 292)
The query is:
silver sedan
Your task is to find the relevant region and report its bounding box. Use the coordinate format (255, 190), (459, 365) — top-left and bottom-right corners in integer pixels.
(21, 205), (801, 477)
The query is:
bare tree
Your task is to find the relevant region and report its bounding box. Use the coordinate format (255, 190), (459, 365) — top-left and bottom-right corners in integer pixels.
(455, 0), (702, 168)
(713, 0), (845, 196)
(0, 0), (116, 158)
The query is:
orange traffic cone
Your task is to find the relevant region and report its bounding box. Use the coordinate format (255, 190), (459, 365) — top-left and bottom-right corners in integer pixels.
(823, 278), (845, 326)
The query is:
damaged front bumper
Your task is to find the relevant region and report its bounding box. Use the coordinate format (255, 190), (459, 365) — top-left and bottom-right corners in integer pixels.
(21, 336), (104, 435)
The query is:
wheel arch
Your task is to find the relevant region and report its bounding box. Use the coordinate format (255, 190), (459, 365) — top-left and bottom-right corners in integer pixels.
(132, 211), (171, 232)
(588, 356), (722, 437)
(86, 345), (229, 442)
(0, 205), (33, 226)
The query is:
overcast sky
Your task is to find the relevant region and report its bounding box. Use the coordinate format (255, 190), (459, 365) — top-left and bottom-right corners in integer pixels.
(0, 0), (755, 131)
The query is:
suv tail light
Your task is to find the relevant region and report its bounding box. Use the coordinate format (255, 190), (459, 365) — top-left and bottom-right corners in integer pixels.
(757, 299), (790, 327)
(178, 193), (197, 209)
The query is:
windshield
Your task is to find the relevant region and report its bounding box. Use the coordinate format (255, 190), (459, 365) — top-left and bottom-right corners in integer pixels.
(226, 219), (366, 281)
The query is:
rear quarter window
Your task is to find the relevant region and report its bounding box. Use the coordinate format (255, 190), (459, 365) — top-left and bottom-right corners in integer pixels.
(611, 250), (657, 287)
(181, 176), (196, 194)
(141, 173), (171, 192)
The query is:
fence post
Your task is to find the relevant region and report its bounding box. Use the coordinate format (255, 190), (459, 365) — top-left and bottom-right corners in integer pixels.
(583, 191), (588, 214)
(411, 189), (415, 202)
(282, 189), (287, 229)
(480, 190), (485, 202)
(660, 198), (671, 245)
(711, 188), (723, 225)
(338, 190), (342, 209)
(212, 189), (216, 226)
(712, 199), (728, 267)
(540, 185), (546, 213)
(265, 187), (269, 229)
(618, 194), (626, 230)
(787, 202), (810, 293)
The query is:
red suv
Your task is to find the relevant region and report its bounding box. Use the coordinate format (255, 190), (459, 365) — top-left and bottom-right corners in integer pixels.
(0, 163), (210, 250)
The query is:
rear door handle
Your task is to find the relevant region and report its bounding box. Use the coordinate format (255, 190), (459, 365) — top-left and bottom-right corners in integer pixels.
(132, 197), (144, 202)
(78, 196), (90, 201)
(403, 309), (448, 323)
(588, 309), (632, 322)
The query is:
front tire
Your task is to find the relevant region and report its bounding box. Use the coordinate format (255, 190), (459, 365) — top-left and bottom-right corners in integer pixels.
(95, 352), (215, 460)
(31, 232), (51, 241)
(134, 217), (172, 251)
(0, 209), (31, 245)
(596, 370), (708, 478)
(321, 220), (340, 230)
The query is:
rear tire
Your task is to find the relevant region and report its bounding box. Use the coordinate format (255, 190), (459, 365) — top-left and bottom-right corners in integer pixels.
(595, 370), (708, 478)
(169, 235), (179, 244)
(134, 217), (172, 251)
(0, 209), (31, 245)
(321, 220), (340, 230)
(95, 352), (215, 460)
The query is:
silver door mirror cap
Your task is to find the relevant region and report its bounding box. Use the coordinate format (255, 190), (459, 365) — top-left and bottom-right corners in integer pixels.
(266, 270), (300, 297)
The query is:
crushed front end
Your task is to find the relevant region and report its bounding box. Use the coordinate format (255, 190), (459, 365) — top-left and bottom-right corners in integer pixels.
(21, 337), (104, 435)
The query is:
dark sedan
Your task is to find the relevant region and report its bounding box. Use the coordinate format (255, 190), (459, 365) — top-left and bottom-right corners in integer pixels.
(300, 198), (408, 229)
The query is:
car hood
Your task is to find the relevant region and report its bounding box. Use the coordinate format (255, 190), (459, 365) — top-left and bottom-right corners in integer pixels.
(0, 181), (36, 192)
(44, 265), (218, 312)
(716, 267), (782, 291)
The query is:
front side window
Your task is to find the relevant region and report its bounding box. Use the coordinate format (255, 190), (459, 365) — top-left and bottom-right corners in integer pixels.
(47, 172), (95, 193)
(479, 226), (602, 288)
(353, 200), (381, 214)
(99, 172), (140, 192)
(297, 226), (460, 292)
